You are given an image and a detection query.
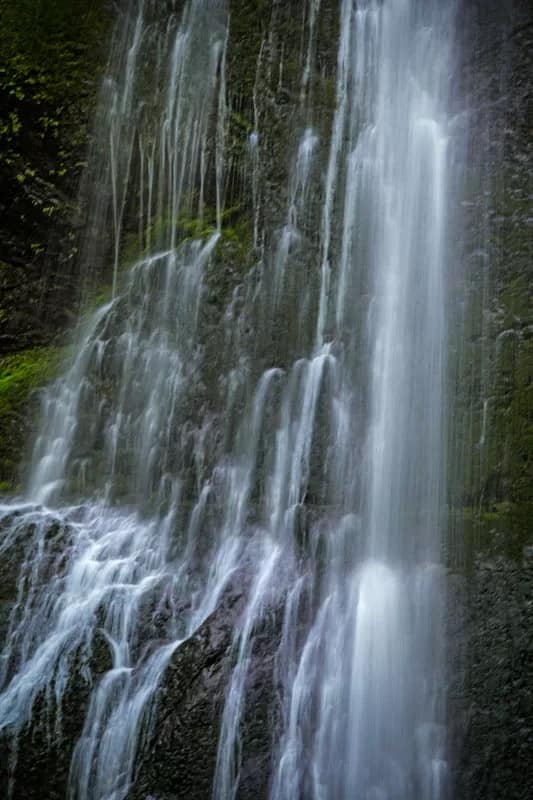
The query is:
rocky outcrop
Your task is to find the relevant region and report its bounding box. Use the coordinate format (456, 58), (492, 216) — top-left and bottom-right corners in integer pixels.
(0, 510), (112, 800)
(131, 586), (280, 800)
(449, 554), (532, 800)
(449, 0), (533, 800)
(449, 4), (533, 797)
(456, 0), (532, 512)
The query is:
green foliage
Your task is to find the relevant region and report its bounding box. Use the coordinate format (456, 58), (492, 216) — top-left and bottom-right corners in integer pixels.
(0, 0), (111, 193)
(0, 0), (112, 361)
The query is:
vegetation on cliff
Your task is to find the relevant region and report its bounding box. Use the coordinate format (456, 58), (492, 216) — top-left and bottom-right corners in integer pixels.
(0, 0), (111, 352)
(0, 0), (111, 488)
(0, 347), (66, 490)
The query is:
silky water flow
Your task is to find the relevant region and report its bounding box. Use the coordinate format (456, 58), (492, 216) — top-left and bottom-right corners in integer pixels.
(0, 1), (462, 799)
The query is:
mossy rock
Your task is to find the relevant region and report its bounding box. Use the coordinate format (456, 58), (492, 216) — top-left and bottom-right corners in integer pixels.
(0, 346), (66, 491)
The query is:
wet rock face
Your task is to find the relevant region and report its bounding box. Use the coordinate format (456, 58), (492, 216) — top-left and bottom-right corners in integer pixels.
(457, 0), (533, 510)
(0, 534), (280, 800)
(449, 556), (533, 800)
(448, 3), (533, 798)
(131, 588), (280, 800)
(0, 511), (113, 800)
(0, 643), (109, 800)
(131, 594), (241, 800)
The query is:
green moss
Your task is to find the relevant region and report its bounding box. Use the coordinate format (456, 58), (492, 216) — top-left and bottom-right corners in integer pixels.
(0, 347), (63, 407)
(0, 346), (65, 491)
(457, 501), (533, 569)
(499, 273), (531, 325)
(118, 204), (249, 260)
(230, 111), (253, 134)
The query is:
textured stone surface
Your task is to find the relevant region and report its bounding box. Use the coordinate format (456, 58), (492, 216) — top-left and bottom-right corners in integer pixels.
(131, 586), (280, 800)
(448, 5), (533, 797)
(456, 0), (533, 512)
(449, 555), (533, 800)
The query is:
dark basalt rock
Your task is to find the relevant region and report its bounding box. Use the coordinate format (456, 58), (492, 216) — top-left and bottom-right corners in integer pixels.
(0, 510), (113, 800)
(131, 586), (281, 800)
(0, 629), (112, 800)
(447, 4), (533, 795)
(449, 555), (533, 800)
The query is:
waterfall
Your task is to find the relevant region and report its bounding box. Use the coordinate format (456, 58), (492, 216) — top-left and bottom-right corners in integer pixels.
(0, 1), (462, 798)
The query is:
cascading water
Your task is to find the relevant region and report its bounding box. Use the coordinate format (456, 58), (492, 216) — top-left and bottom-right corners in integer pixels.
(1, 3), (232, 798)
(0, 1), (463, 798)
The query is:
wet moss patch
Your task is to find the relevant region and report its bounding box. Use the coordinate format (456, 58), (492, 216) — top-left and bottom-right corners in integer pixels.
(0, 346), (65, 490)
